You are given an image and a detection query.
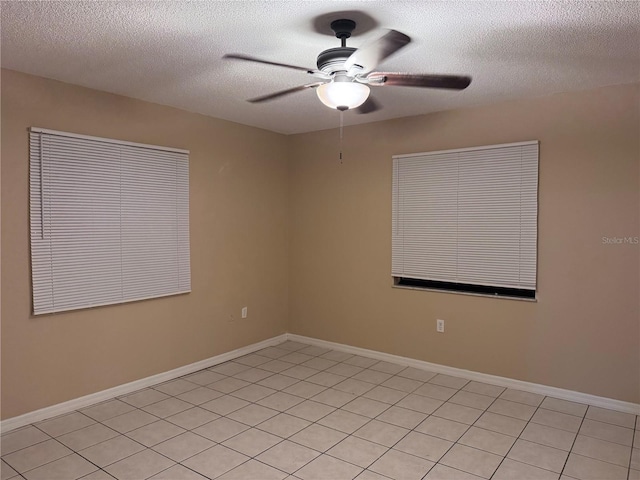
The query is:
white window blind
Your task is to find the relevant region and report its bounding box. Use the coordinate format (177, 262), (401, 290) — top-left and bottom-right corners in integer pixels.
(29, 128), (191, 315)
(392, 141), (538, 292)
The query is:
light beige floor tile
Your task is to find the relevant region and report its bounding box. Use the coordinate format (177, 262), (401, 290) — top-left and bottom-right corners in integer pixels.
(258, 374), (301, 391)
(209, 361), (250, 376)
(165, 406), (219, 430)
(539, 397), (587, 417)
(219, 459), (287, 480)
(370, 361), (406, 375)
(531, 408), (583, 433)
(415, 416), (469, 442)
(257, 413), (311, 438)
(307, 372), (348, 388)
(276, 341), (308, 352)
(355, 469), (390, 480)
(440, 444), (502, 479)
(119, 389), (169, 408)
(153, 379), (198, 396)
(630, 469), (640, 480)
(104, 449), (175, 480)
(148, 464), (208, 479)
(488, 399), (536, 421)
(126, 420), (185, 447)
(397, 367), (437, 383)
(321, 350), (354, 363)
(381, 376), (422, 393)
(176, 386), (223, 405)
(433, 402), (483, 425)
(36, 412), (95, 438)
(394, 431), (453, 462)
(1, 460), (19, 480)
(182, 445), (249, 479)
(343, 397), (389, 418)
(58, 424), (120, 451)
(200, 394), (250, 416)
(520, 422), (577, 451)
(353, 420), (409, 447)
(563, 453), (629, 480)
(233, 368), (274, 383)
(396, 394), (443, 414)
(474, 411), (526, 437)
(352, 370), (393, 385)
(461, 382), (505, 398)
(369, 449), (434, 480)
(3, 439), (72, 473)
(290, 424), (347, 452)
(296, 454), (363, 480)
(376, 406), (427, 429)
(257, 346), (289, 359)
(102, 410), (157, 434)
(413, 383), (458, 401)
(507, 439), (568, 473)
(77, 469), (116, 479)
(258, 392), (305, 411)
(284, 381), (327, 399)
(257, 439), (320, 473)
(235, 353), (272, 367)
(499, 389), (544, 407)
(334, 379), (376, 396)
(181, 369), (226, 386)
(142, 397), (192, 418)
(635, 429), (640, 445)
(286, 400), (335, 422)
(80, 400), (136, 422)
(448, 391), (494, 410)
(192, 417), (249, 443)
(151, 431), (214, 462)
(458, 426), (515, 456)
(428, 374), (468, 390)
(78, 436), (145, 468)
(579, 419), (634, 446)
(363, 386), (408, 404)
(424, 464), (484, 479)
(280, 365), (318, 380)
(227, 403), (279, 426)
(492, 459), (559, 480)
(311, 388), (357, 408)
(260, 360), (298, 373)
(1, 426), (51, 455)
(326, 364), (364, 378)
(318, 409), (370, 434)
(299, 346), (332, 357)
(301, 357), (337, 371)
(344, 356), (379, 369)
(281, 353), (314, 365)
(208, 377), (251, 394)
(222, 428), (281, 456)
(572, 434), (631, 466)
(585, 406), (636, 428)
(327, 436), (388, 468)
(632, 448), (640, 470)
(22, 453), (97, 480)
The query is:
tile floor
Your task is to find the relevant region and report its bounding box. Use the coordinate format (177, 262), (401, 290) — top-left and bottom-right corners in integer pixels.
(1, 340), (638, 480)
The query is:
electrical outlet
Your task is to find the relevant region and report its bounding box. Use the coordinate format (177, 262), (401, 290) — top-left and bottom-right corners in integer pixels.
(241, 307), (247, 319)
(436, 319), (445, 333)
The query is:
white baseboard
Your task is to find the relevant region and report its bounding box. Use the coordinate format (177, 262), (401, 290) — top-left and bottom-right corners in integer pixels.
(288, 334), (640, 416)
(0, 334), (288, 433)
(3, 331), (637, 434)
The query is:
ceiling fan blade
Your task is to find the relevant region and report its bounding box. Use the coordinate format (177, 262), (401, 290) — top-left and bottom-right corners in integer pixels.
(248, 82), (325, 103)
(368, 73), (472, 90)
(354, 96), (382, 114)
(223, 54), (324, 77)
(345, 30), (411, 75)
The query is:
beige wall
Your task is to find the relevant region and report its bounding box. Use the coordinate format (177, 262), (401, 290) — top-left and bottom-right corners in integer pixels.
(288, 83), (640, 403)
(1, 69), (289, 419)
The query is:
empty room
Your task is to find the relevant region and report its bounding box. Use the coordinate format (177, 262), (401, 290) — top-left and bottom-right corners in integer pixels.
(1, 1), (638, 479)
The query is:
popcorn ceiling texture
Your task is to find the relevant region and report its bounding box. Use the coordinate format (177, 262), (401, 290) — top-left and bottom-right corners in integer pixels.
(1, 1), (639, 134)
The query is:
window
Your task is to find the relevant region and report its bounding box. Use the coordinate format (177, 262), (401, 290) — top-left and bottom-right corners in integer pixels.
(29, 128), (190, 315)
(392, 141), (538, 299)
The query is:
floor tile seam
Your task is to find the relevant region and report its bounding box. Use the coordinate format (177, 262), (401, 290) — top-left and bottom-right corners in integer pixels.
(0, 435), (54, 459)
(320, 438), (391, 471)
(7, 441), (108, 478)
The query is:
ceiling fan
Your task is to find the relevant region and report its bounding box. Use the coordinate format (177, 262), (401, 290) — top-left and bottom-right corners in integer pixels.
(223, 19), (471, 113)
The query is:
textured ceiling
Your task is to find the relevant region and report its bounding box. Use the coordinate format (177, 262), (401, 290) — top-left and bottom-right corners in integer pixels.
(1, 1), (639, 135)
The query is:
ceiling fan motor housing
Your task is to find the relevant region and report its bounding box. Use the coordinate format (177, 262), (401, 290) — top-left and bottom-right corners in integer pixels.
(316, 47), (356, 73)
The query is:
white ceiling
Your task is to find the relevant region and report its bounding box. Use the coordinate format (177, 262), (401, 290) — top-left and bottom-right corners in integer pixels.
(2, 1), (639, 135)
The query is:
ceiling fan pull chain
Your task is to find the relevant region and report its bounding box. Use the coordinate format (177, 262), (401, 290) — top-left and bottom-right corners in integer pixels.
(339, 110), (344, 163)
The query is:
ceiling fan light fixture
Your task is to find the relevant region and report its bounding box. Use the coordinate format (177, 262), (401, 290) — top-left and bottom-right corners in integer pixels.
(316, 81), (370, 110)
